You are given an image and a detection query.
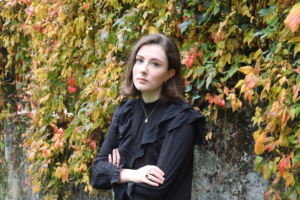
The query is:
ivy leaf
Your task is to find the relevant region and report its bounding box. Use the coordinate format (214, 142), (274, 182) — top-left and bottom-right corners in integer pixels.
(178, 18), (193, 34)
(197, 80), (205, 89)
(185, 84), (192, 92)
(262, 164), (271, 180)
(192, 92), (200, 100)
(206, 68), (216, 89)
(293, 150), (300, 165)
(195, 13), (208, 25)
(258, 6), (275, 16)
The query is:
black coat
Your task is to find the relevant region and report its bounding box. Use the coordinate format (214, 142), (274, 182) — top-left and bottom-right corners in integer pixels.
(91, 98), (206, 200)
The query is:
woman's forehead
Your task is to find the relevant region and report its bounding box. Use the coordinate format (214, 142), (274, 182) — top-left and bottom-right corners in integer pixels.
(136, 44), (167, 61)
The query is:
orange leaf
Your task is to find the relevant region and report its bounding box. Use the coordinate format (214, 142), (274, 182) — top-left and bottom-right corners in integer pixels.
(237, 66), (253, 74)
(283, 155), (291, 169)
(253, 56), (261, 75)
(264, 190), (272, 200)
(83, 3), (88, 10)
(279, 160), (285, 177)
(224, 87), (229, 96)
(89, 141), (97, 150)
(255, 140), (264, 155)
(293, 83), (299, 102)
(284, 3), (300, 32)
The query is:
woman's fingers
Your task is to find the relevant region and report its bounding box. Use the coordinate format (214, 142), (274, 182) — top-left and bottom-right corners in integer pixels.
(108, 154), (112, 163)
(113, 149), (117, 165)
(115, 148), (121, 167)
(147, 173), (164, 185)
(149, 166), (165, 177)
(150, 170), (165, 183)
(143, 176), (159, 187)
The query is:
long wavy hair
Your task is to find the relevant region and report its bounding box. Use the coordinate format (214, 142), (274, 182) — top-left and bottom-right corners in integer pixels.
(120, 33), (185, 104)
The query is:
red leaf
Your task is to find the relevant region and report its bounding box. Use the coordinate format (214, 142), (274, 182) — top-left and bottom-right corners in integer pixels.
(264, 190), (272, 200)
(219, 99), (225, 108)
(83, 3), (88, 10)
(68, 77), (76, 86)
(213, 95), (220, 106)
(253, 57), (261, 75)
(224, 87), (229, 96)
(89, 141), (97, 150)
(283, 155), (291, 169)
(26, 0), (31, 6)
(279, 161), (285, 177)
(295, 69), (300, 74)
(293, 83), (299, 102)
(287, 12), (300, 32)
(68, 85), (72, 93)
(25, 179), (29, 186)
(184, 16), (187, 21)
(38, 26), (43, 34)
(247, 76), (259, 89)
(298, 134), (300, 144)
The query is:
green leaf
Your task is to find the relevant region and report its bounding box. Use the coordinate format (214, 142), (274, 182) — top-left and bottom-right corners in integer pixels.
(178, 18), (193, 34)
(197, 80), (205, 89)
(223, 65), (238, 82)
(195, 13), (208, 25)
(185, 84), (192, 92)
(192, 92), (200, 100)
(258, 6), (276, 16)
(63, 124), (74, 139)
(293, 150), (300, 164)
(254, 156), (263, 165)
(0, 142), (4, 148)
(206, 68), (216, 89)
(201, 43), (208, 52)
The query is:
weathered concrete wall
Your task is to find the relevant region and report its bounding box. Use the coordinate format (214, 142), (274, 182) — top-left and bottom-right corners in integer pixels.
(192, 103), (267, 200)
(1, 103), (268, 200)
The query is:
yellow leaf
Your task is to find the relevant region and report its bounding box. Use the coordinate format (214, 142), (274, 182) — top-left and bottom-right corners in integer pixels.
(39, 94), (50, 104)
(294, 42), (300, 57)
(255, 140), (264, 155)
(235, 80), (245, 88)
(205, 132), (212, 140)
(237, 66), (253, 74)
(213, 82), (222, 88)
(149, 26), (158, 34)
(287, 37), (300, 43)
(254, 49), (262, 59)
(111, 68), (117, 80)
(213, 110), (218, 124)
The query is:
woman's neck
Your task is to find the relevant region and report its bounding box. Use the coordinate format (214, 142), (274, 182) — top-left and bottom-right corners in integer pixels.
(141, 91), (160, 103)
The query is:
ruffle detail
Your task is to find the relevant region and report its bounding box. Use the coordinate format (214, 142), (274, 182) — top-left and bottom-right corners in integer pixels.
(116, 99), (206, 168)
(115, 99), (206, 199)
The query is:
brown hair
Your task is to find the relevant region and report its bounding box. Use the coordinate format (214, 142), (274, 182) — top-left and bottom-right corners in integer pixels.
(120, 33), (185, 104)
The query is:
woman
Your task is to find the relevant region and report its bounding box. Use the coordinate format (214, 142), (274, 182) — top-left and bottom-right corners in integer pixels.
(91, 33), (206, 200)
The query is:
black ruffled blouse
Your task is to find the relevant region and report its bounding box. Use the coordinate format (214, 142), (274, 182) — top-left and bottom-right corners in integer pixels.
(91, 98), (206, 200)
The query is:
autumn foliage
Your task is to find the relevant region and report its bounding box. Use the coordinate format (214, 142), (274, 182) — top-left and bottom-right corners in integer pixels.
(1, 0), (300, 199)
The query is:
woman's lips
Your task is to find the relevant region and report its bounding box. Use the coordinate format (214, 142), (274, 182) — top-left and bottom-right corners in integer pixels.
(138, 78), (147, 83)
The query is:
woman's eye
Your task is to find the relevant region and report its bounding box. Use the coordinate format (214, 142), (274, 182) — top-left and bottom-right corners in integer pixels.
(152, 62), (159, 66)
(136, 59), (143, 63)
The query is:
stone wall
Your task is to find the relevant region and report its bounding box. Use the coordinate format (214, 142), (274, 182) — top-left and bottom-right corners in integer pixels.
(1, 103), (267, 200)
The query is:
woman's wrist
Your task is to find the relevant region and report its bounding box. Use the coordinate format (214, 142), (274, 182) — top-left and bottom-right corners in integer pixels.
(117, 169), (136, 184)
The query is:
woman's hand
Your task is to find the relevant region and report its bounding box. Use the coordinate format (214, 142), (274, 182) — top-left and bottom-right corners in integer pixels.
(131, 165), (165, 187)
(108, 148), (121, 167)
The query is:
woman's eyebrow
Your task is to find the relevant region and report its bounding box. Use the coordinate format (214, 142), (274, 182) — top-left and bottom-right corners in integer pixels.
(136, 55), (163, 63)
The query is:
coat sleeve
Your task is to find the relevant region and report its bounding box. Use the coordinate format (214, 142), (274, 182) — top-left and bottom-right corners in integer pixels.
(129, 117), (206, 199)
(91, 107), (124, 190)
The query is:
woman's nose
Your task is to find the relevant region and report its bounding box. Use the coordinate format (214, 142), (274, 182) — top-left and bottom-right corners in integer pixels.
(139, 62), (148, 74)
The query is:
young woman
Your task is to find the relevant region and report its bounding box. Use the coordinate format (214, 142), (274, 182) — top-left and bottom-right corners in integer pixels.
(91, 34), (206, 200)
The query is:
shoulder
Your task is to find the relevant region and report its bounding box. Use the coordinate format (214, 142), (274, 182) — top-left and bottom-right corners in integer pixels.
(112, 98), (138, 124)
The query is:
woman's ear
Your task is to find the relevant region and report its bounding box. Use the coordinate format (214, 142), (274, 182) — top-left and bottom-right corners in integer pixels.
(166, 69), (175, 81)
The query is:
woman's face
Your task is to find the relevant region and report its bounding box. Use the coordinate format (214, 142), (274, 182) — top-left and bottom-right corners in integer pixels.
(132, 44), (175, 95)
